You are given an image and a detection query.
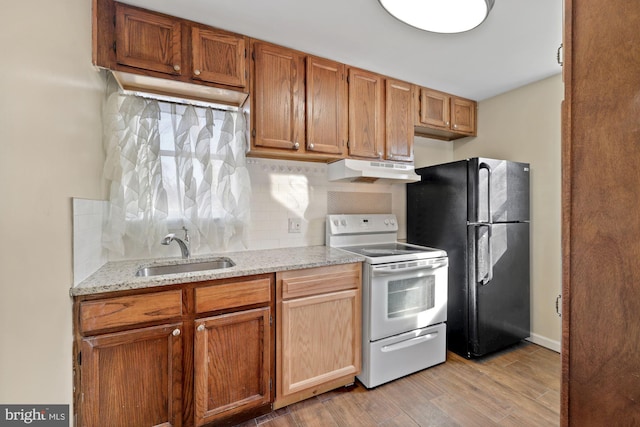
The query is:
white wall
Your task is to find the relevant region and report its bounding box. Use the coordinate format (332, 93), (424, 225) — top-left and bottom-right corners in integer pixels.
(0, 0), (105, 407)
(454, 74), (563, 351)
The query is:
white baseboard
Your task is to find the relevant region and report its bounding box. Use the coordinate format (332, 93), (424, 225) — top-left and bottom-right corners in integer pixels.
(526, 333), (561, 353)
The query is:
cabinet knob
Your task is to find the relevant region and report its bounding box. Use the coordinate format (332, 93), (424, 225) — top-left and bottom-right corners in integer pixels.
(453, 124), (458, 129)
(388, 154), (393, 159)
(308, 143), (315, 150)
(446, 121), (450, 126)
(172, 328), (181, 336)
(293, 142), (300, 150)
(197, 324), (205, 332)
(173, 64), (181, 72)
(194, 69), (201, 76)
(377, 152), (382, 158)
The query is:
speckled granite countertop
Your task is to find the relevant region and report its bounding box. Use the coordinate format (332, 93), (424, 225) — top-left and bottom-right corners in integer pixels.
(71, 246), (364, 297)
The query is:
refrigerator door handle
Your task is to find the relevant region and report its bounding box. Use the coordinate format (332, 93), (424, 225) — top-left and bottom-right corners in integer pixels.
(479, 162), (492, 222)
(475, 223), (494, 285)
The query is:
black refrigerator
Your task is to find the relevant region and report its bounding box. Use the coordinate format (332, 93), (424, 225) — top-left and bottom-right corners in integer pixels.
(407, 158), (530, 358)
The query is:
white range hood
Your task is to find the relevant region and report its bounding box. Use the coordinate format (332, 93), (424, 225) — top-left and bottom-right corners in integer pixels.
(328, 159), (421, 184)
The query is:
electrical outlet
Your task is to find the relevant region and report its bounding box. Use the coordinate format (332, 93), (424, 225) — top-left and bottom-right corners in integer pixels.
(288, 218), (302, 233)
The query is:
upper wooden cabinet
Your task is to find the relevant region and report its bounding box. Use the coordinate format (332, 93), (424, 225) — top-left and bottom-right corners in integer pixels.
(347, 68), (385, 160)
(95, 1), (249, 94)
(249, 42), (347, 161)
(305, 56), (348, 157)
(385, 78), (414, 162)
(250, 41), (306, 153)
(191, 26), (247, 88)
(115, 3), (183, 76)
(414, 87), (477, 140)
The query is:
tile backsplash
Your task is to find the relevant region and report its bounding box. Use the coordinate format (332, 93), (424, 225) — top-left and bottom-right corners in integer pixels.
(72, 158), (407, 281)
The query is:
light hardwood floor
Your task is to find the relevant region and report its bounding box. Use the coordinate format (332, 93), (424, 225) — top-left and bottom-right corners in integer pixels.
(237, 342), (560, 427)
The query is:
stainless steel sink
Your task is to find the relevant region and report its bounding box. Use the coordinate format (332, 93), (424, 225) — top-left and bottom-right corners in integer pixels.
(135, 258), (235, 277)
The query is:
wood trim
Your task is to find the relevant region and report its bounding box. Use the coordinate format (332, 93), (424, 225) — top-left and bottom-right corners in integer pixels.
(79, 289), (183, 334)
(194, 277), (271, 313)
(279, 263), (361, 299)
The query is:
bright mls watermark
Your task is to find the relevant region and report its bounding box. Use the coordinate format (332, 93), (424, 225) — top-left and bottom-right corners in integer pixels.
(0, 405), (68, 426)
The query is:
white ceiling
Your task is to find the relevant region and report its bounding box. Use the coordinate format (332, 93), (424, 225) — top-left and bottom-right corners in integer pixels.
(120, 0), (563, 101)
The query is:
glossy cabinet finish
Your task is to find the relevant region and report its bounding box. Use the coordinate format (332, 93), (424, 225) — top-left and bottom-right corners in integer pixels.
(275, 263), (362, 409)
(347, 68), (385, 159)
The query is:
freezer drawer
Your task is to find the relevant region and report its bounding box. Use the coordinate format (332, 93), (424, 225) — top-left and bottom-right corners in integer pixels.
(358, 323), (446, 388)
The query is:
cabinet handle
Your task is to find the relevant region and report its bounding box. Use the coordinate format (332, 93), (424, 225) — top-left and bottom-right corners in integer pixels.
(172, 328), (181, 336)
(173, 64), (181, 72)
(308, 143), (314, 150)
(197, 324), (205, 332)
(293, 142), (300, 150)
(194, 69), (201, 76)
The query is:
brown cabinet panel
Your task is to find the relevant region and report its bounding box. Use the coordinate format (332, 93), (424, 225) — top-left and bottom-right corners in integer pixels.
(193, 308), (271, 426)
(115, 3), (182, 75)
(79, 289), (182, 334)
(348, 68), (385, 159)
(306, 56), (347, 157)
(251, 41), (305, 152)
(280, 263), (360, 299)
(415, 86), (477, 140)
(191, 27), (248, 88)
(195, 278), (271, 314)
(385, 79), (414, 162)
(80, 323), (183, 427)
(278, 290), (360, 398)
(451, 96), (476, 135)
(275, 263), (362, 409)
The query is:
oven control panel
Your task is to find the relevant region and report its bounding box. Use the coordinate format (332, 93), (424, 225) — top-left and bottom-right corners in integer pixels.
(327, 214), (398, 235)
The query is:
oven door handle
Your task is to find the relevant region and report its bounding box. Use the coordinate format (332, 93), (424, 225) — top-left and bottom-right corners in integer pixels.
(371, 260), (448, 276)
(381, 332), (439, 352)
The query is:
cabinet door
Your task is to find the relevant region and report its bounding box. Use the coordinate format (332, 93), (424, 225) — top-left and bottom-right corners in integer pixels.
(348, 68), (385, 159)
(194, 308), (271, 426)
(278, 289), (361, 398)
(385, 79), (414, 162)
(251, 41), (305, 151)
(451, 96), (477, 135)
(306, 56), (347, 157)
(417, 87), (450, 129)
(115, 3), (182, 76)
(191, 27), (247, 88)
(80, 323), (183, 427)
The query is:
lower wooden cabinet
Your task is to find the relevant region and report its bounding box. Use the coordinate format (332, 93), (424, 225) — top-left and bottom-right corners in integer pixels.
(79, 323), (183, 427)
(193, 308), (271, 426)
(74, 265), (362, 425)
(275, 263), (362, 409)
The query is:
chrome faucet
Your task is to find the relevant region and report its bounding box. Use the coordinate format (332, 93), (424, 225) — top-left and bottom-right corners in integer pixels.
(161, 226), (190, 259)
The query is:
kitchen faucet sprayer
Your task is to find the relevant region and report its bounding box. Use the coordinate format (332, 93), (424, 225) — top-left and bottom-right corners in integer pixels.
(161, 227), (191, 259)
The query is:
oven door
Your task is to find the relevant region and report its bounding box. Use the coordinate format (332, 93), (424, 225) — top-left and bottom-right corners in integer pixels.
(368, 257), (448, 341)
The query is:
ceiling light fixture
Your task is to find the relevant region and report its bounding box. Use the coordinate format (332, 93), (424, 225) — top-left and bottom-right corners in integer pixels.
(379, 0), (495, 34)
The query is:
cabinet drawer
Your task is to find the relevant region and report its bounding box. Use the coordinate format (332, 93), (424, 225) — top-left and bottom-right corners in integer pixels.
(279, 263), (361, 300)
(195, 277), (271, 313)
(79, 290), (183, 335)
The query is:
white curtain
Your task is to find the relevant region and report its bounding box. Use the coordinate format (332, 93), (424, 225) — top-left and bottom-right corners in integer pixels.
(102, 76), (251, 257)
